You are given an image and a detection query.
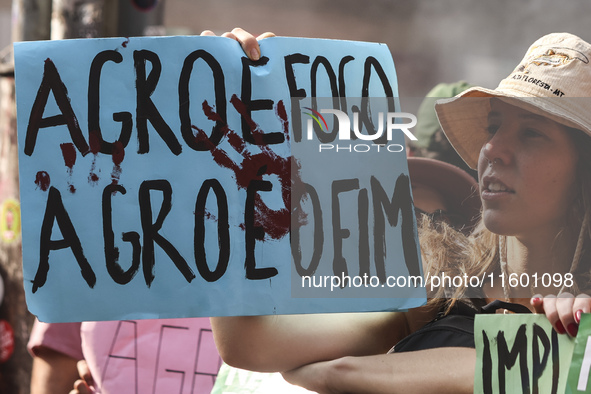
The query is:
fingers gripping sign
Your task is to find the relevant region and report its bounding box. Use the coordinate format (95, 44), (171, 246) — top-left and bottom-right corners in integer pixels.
(566, 311), (591, 392)
(200, 28), (276, 62)
(69, 360), (94, 394)
(532, 293), (591, 337)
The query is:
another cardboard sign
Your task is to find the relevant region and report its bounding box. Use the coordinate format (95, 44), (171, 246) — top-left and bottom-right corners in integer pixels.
(475, 314), (575, 393)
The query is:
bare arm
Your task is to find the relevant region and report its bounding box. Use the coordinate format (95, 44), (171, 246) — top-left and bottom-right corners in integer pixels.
(30, 346), (79, 394)
(282, 347), (476, 394)
(211, 306), (436, 372)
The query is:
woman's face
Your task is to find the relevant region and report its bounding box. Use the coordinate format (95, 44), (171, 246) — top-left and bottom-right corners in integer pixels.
(478, 99), (578, 240)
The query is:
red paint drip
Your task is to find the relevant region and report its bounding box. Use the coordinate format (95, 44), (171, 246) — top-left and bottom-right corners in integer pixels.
(111, 141), (125, 185)
(60, 143), (77, 191)
(60, 143), (77, 169)
(35, 171), (51, 191)
(88, 150), (99, 184)
(112, 141), (125, 166)
(122, 37), (130, 48)
(204, 211), (217, 221)
(275, 100), (290, 141)
(111, 168), (122, 184)
(88, 172), (99, 184)
(88, 132), (101, 155)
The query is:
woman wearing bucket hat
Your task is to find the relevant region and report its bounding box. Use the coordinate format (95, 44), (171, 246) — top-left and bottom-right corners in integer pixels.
(433, 32), (591, 325)
(202, 30), (591, 393)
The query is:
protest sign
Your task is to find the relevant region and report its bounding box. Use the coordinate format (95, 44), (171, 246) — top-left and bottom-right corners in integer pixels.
(566, 314), (591, 393)
(81, 318), (220, 394)
(475, 314), (575, 393)
(211, 363), (313, 394)
(15, 35), (425, 322)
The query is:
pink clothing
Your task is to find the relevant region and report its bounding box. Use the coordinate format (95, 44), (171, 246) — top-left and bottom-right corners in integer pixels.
(28, 318), (221, 394)
(28, 321), (84, 360)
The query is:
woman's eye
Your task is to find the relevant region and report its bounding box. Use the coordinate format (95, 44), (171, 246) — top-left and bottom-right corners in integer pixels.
(523, 128), (543, 138)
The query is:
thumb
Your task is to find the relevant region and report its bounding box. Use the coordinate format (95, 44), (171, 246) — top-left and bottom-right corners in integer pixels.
(531, 294), (544, 314)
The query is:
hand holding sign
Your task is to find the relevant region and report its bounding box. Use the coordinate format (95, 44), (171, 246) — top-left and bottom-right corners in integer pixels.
(531, 293), (591, 337)
(15, 34), (424, 322)
(475, 314), (576, 393)
(200, 27), (276, 62)
(71, 360), (93, 394)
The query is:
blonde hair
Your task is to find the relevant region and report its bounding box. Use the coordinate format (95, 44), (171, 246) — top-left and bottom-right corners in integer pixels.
(421, 217), (497, 312)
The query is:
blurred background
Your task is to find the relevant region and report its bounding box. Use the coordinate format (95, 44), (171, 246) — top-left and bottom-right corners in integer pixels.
(2, 0), (591, 98)
(0, 0), (590, 392)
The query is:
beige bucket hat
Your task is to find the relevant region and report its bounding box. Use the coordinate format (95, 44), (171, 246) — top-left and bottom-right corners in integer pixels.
(435, 32), (591, 169)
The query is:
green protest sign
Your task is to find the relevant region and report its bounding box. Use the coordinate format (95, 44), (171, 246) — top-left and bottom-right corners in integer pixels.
(475, 314), (575, 393)
(211, 363), (312, 394)
(567, 314), (591, 393)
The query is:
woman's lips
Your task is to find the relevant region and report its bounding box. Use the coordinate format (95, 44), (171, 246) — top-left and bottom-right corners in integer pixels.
(481, 176), (515, 200)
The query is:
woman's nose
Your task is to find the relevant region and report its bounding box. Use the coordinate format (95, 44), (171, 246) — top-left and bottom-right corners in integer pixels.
(480, 128), (513, 168)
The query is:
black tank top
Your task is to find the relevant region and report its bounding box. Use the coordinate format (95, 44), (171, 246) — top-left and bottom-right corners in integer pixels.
(389, 299), (531, 353)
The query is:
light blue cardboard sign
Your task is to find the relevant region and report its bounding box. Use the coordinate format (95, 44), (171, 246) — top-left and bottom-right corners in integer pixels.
(14, 36), (426, 322)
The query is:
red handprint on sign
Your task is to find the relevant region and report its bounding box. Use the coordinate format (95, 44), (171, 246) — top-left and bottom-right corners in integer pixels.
(195, 95), (304, 241)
